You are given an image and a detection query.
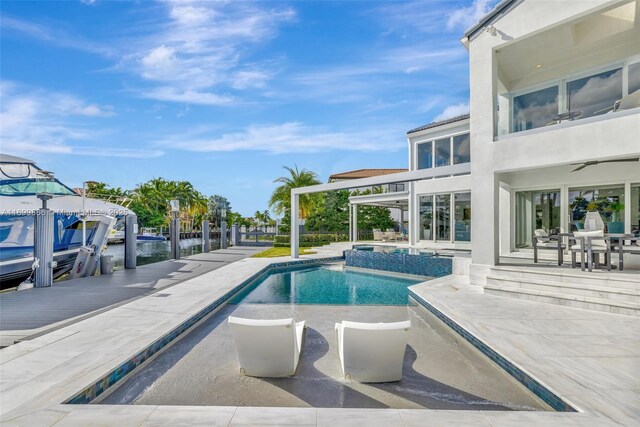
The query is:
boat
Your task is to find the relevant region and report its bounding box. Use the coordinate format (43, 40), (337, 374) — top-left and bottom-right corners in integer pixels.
(107, 226), (167, 243)
(0, 154), (133, 287)
(137, 227), (167, 242)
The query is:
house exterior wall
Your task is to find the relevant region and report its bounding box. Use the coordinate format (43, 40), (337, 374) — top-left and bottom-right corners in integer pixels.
(407, 120), (472, 248)
(468, 0), (640, 277)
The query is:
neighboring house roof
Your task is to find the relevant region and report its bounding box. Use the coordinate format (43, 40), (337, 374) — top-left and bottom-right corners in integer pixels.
(406, 113), (470, 135)
(328, 168), (408, 182)
(463, 0), (522, 40)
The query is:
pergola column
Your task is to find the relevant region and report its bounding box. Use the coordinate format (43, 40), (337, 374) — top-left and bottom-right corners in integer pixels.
(350, 204), (354, 241)
(352, 204), (358, 242)
(291, 192), (300, 258)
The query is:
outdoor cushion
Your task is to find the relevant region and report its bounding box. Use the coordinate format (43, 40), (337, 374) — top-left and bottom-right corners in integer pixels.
(534, 229), (550, 243)
(571, 230), (607, 250)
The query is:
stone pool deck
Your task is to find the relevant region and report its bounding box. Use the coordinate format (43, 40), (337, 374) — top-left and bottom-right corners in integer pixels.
(1, 243), (638, 426)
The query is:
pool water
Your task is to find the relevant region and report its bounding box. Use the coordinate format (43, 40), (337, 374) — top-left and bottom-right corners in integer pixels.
(229, 264), (422, 305)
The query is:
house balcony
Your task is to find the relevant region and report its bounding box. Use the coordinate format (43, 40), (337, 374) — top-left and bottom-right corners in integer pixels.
(493, 0), (640, 139)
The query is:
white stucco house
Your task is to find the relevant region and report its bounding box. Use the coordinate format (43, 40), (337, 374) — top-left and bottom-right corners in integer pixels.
(291, 0), (640, 287)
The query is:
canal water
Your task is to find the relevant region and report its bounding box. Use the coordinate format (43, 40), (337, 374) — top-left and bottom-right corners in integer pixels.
(103, 238), (220, 271)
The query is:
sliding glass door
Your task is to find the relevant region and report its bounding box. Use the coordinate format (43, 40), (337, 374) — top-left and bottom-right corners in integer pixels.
(419, 195), (433, 240)
(515, 189), (561, 248)
(568, 185), (625, 232)
(435, 194), (451, 241)
(454, 192), (471, 242)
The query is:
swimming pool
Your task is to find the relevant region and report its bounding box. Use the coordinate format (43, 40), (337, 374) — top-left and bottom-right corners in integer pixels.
(229, 264), (422, 305)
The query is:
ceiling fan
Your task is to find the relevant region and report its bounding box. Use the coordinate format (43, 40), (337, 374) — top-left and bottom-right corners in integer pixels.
(571, 157), (639, 172)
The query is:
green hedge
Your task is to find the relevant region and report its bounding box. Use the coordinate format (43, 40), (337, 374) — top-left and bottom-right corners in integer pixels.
(274, 233), (350, 247)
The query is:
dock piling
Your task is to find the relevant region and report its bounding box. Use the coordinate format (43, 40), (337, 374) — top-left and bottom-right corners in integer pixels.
(202, 220), (210, 253)
(34, 194), (54, 287)
(124, 214), (137, 269)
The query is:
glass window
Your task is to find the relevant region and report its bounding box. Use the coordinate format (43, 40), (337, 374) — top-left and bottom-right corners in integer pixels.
(629, 62), (640, 95)
(452, 133), (470, 164)
(515, 190), (561, 248)
(435, 194), (450, 241)
(0, 179), (76, 196)
(454, 192), (471, 242)
(419, 195), (433, 240)
(567, 68), (622, 118)
(513, 85), (559, 132)
(417, 141), (432, 170)
(434, 138), (451, 167)
(389, 183), (405, 192)
(568, 186), (625, 232)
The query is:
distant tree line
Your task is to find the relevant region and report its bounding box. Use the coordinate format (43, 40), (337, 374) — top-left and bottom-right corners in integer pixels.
(268, 166), (395, 234)
(87, 179), (247, 230)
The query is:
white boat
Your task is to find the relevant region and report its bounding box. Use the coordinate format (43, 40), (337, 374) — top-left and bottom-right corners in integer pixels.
(0, 154), (133, 287)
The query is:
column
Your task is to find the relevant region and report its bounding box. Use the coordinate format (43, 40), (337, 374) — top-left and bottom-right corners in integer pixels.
(348, 203), (353, 241)
(291, 192), (299, 258)
(352, 204), (358, 242)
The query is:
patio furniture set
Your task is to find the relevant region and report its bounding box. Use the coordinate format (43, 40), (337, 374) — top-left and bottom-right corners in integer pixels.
(373, 228), (405, 242)
(533, 229), (640, 272)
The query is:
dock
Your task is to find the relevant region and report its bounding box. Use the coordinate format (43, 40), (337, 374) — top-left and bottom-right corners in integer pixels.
(0, 247), (263, 347)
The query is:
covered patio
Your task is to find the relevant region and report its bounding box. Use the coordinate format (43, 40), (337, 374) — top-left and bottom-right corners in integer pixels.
(289, 163), (471, 258)
(348, 191), (409, 242)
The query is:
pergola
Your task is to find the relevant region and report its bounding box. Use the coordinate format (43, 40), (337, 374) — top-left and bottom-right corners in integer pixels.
(290, 163), (471, 257)
(348, 191), (409, 241)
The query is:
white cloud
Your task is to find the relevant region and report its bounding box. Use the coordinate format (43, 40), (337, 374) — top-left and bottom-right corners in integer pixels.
(81, 0), (98, 5)
(433, 102), (469, 121)
(0, 81), (162, 159)
(0, 15), (115, 57)
(141, 87), (235, 105)
(154, 122), (405, 154)
(124, 1), (295, 104)
(447, 0), (496, 31)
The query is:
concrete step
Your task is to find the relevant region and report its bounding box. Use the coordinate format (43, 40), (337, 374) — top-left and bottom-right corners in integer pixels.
(489, 265), (640, 290)
(486, 276), (640, 304)
(484, 284), (640, 317)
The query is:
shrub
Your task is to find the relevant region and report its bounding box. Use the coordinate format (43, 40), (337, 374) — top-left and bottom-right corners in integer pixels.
(273, 233), (350, 247)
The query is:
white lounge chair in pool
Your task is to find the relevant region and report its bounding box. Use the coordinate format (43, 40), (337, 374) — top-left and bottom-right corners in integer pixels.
(335, 320), (410, 383)
(228, 316), (305, 377)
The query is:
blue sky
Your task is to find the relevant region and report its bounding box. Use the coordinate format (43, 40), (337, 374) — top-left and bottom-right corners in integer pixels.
(1, 0), (495, 216)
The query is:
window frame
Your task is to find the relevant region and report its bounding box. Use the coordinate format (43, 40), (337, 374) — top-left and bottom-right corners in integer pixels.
(508, 57), (639, 134)
(414, 130), (471, 170)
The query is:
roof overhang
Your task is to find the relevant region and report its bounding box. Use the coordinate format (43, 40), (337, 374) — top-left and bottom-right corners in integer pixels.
(460, 0), (523, 46)
(292, 163), (471, 195)
(349, 191), (409, 208)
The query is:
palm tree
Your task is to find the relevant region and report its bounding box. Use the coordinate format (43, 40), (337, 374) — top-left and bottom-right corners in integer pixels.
(269, 166), (322, 220)
(131, 178), (207, 229)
